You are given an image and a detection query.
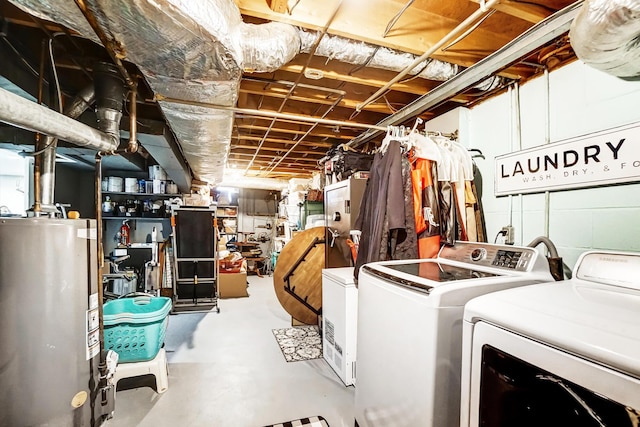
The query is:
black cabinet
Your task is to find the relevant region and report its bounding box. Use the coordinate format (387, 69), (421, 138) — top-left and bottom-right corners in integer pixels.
(171, 206), (219, 311)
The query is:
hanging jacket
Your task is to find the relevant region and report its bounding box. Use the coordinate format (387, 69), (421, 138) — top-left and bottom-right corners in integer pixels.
(354, 140), (417, 280)
(412, 158), (441, 258)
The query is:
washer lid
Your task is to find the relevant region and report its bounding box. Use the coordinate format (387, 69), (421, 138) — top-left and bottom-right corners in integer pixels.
(361, 259), (506, 296)
(465, 280), (640, 378)
(384, 261), (499, 283)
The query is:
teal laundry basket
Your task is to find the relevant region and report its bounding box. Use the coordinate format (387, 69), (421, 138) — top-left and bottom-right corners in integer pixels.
(103, 296), (171, 363)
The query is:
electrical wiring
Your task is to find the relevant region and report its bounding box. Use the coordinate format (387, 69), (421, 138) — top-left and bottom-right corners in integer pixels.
(494, 229), (507, 244)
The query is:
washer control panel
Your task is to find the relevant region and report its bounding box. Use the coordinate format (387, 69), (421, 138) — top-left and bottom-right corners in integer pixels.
(440, 241), (537, 272)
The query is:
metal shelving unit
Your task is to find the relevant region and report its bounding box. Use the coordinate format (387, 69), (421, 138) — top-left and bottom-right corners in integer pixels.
(170, 206), (219, 312)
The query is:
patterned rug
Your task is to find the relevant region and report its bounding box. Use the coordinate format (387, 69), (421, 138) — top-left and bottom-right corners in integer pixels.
(272, 326), (322, 362)
(263, 415), (329, 427)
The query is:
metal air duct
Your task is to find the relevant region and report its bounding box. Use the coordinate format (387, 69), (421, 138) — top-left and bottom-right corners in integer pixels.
(0, 87), (120, 152)
(298, 29), (459, 81)
(9, 0), (497, 186)
(570, 0), (640, 80)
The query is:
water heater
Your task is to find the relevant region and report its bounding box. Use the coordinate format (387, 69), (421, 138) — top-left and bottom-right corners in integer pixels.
(0, 218), (111, 426)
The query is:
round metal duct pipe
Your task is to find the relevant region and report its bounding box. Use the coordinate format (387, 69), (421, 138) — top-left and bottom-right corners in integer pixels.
(570, 0), (640, 80)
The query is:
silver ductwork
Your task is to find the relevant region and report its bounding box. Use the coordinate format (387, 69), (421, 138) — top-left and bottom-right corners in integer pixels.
(9, 0), (244, 185)
(9, 0), (497, 186)
(570, 0), (640, 80)
(298, 29), (459, 81)
(241, 22), (301, 73)
(0, 87), (119, 152)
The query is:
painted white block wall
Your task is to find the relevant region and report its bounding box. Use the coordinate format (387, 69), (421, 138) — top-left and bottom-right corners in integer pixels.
(464, 60), (640, 268)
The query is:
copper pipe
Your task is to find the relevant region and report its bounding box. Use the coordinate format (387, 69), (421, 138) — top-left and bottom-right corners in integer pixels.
(33, 40), (48, 214)
(95, 153), (105, 359)
(127, 79), (138, 153)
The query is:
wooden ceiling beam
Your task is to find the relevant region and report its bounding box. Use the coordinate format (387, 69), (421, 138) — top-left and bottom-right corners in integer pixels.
(236, 97), (389, 126)
(271, 55), (435, 96)
(234, 123), (356, 140)
(234, 134), (334, 149)
(232, 143), (328, 156)
(239, 86), (396, 114)
(244, 164), (319, 174)
(230, 147), (323, 159)
(234, 114), (362, 131)
(228, 154), (320, 165)
(471, 0), (550, 23)
(235, 0), (515, 66)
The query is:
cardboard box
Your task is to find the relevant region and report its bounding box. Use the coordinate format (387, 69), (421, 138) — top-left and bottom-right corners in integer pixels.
(218, 272), (248, 298)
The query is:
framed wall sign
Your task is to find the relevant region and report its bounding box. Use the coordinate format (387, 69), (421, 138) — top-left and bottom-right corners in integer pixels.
(495, 122), (640, 196)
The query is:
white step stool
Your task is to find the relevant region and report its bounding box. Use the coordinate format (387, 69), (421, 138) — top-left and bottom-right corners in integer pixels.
(113, 348), (169, 393)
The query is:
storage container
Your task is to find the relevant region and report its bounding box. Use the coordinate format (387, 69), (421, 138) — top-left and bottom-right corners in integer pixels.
(103, 296), (172, 363)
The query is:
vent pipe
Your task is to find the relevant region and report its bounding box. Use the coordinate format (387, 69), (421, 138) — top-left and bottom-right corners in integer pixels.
(0, 87), (121, 152)
(40, 84), (95, 210)
(93, 62), (125, 145)
(570, 0), (640, 80)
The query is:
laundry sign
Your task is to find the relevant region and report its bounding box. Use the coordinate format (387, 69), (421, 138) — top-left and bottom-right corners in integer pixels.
(495, 122), (640, 196)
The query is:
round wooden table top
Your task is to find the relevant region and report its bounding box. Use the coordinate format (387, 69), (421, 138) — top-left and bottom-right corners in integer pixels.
(273, 227), (326, 325)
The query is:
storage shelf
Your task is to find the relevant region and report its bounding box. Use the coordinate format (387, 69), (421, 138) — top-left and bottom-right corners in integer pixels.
(103, 216), (170, 221)
(103, 192), (181, 197)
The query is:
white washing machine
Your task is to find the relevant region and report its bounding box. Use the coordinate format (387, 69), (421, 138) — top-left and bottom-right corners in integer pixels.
(460, 250), (640, 427)
(322, 267), (358, 386)
(354, 241), (554, 427)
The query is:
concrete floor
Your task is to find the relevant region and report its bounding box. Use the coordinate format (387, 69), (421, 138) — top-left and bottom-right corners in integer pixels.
(104, 275), (355, 427)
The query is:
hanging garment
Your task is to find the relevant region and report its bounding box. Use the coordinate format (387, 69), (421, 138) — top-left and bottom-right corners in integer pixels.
(472, 163), (487, 242)
(434, 141), (457, 246)
(410, 132), (442, 258)
(354, 140), (417, 280)
(411, 158), (441, 258)
(464, 181), (478, 242)
(380, 156), (418, 262)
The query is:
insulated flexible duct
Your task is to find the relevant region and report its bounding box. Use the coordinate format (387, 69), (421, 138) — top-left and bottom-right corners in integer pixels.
(298, 29), (459, 81)
(570, 0), (640, 80)
(9, 0), (498, 185)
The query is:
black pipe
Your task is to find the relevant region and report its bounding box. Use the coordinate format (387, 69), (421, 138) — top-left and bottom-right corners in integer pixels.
(94, 62), (124, 113)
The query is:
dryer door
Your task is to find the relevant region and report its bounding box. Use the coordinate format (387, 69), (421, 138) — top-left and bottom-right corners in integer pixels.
(464, 322), (640, 426)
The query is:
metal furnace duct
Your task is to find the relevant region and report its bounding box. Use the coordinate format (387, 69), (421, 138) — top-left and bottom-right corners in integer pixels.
(8, 0), (481, 185)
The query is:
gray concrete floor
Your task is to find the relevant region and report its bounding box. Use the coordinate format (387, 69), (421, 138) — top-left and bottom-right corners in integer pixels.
(104, 275), (354, 427)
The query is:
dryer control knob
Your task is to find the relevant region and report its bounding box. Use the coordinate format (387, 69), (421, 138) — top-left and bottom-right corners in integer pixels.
(471, 248), (486, 261)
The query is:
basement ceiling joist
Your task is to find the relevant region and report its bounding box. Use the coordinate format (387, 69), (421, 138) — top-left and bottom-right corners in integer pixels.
(0, 0), (579, 182)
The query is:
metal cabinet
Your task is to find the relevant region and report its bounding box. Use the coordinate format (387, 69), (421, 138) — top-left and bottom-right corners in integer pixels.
(171, 206), (219, 311)
(324, 177), (367, 268)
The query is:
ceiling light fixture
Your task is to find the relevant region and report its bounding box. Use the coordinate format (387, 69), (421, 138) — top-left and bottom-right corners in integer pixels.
(303, 68), (324, 80)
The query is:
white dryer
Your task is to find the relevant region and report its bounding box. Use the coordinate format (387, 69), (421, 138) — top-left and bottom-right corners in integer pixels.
(460, 250), (640, 427)
(354, 241), (553, 427)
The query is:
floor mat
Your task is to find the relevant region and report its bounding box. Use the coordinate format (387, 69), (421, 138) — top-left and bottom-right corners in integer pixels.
(263, 415), (329, 427)
(272, 326), (322, 362)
